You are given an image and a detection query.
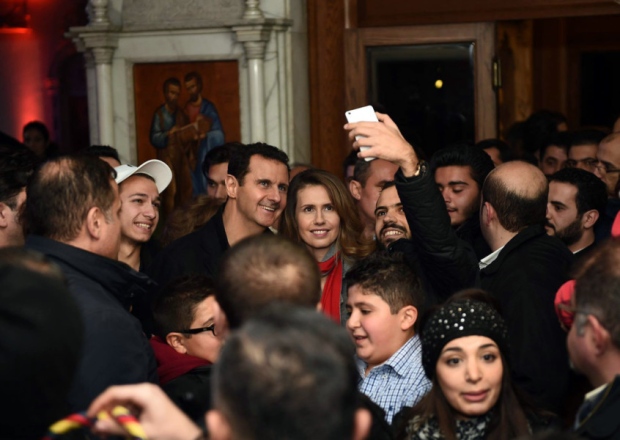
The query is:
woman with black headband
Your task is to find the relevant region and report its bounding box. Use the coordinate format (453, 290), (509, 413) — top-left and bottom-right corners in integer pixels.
(394, 290), (548, 440)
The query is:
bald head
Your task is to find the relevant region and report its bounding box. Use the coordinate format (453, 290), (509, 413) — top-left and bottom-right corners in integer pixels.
(482, 161), (548, 232)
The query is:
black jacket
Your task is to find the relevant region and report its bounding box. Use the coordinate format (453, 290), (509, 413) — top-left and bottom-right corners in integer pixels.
(146, 207), (229, 286)
(480, 225), (573, 413)
(455, 214), (491, 261)
(575, 376), (620, 440)
(26, 235), (158, 411)
(393, 166), (480, 305)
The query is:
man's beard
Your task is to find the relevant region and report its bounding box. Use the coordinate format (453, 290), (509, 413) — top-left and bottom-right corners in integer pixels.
(378, 221), (409, 247)
(549, 218), (583, 247)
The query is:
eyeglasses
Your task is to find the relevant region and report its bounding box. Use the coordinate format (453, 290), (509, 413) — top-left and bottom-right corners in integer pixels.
(565, 159), (620, 174)
(594, 161), (620, 174)
(177, 324), (216, 336)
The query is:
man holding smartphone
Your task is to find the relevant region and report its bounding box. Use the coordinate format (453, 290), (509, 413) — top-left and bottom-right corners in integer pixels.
(344, 113), (572, 414)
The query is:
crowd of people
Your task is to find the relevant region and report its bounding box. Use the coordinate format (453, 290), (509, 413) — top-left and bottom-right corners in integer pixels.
(2, 110), (620, 439)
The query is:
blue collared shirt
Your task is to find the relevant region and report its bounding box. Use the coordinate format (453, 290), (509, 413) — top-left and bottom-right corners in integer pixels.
(356, 335), (431, 423)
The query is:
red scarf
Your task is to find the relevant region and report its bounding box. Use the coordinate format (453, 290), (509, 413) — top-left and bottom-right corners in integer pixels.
(149, 336), (211, 385)
(318, 251), (343, 322)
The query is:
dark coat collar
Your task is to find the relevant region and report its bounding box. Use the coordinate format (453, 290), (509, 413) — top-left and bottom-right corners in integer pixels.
(26, 235), (155, 309)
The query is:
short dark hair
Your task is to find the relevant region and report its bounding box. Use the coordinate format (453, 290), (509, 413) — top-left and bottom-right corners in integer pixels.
(475, 138), (514, 163)
(152, 274), (216, 339)
(568, 129), (607, 149)
(381, 180), (396, 191)
(345, 252), (424, 314)
(216, 234), (321, 330)
(227, 142), (289, 186)
(0, 144), (38, 207)
(163, 77), (181, 94)
(522, 109), (567, 154)
(539, 131), (570, 160)
(22, 121), (50, 142)
(574, 239), (620, 348)
(201, 142), (242, 178)
(213, 304), (358, 440)
(549, 168), (608, 216)
(81, 145), (121, 164)
(343, 150), (358, 175)
(482, 166), (547, 232)
(352, 157), (372, 186)
(430, 143), (495, 188)
(184, 71), (202, 89)
(25, 156), (117, 242)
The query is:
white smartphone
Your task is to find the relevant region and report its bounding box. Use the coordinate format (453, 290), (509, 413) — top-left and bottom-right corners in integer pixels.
(345, 105), (378, 161)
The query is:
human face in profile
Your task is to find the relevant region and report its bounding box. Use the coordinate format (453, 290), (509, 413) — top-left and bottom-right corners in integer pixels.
(176, 296), (223, 363)
(435, 165), (481, 228)
(436, 335), (503, 419)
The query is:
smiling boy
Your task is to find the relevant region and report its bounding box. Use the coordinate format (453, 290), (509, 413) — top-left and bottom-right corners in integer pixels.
(345, 252), (431, 423)
(114, 160), (172, 271)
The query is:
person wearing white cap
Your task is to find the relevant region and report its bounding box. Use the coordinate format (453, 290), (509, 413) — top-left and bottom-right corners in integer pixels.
(115, 160), (172, 271)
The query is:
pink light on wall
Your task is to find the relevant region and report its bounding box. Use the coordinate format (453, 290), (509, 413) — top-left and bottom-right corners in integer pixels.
(0, 30), (45, 139)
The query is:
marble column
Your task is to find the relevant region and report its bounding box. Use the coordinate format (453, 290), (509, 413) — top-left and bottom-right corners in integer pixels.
(84, 51), (100, 145)
(233, 26), (272, 142)
(92, 47), (115, 146)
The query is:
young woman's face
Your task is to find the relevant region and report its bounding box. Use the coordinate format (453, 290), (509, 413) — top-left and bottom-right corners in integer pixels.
(435, 335), (503, 419)
(295, 184), (341, 261)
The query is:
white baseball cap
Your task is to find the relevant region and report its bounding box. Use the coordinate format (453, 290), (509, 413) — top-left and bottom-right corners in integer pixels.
(114, 160), (172, 194)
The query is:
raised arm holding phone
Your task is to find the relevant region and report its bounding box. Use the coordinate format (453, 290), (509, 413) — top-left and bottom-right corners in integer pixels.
(344, 112), (479, 304)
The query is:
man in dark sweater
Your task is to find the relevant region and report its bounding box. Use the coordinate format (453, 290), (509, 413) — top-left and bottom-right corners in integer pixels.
(147, 142), (289, 286)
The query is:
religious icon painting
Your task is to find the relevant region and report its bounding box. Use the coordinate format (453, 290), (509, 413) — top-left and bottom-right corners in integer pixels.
(133, 60), (241, 214)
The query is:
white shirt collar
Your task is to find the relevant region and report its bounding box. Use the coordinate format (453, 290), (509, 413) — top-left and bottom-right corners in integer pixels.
(479, 246), (505, 269)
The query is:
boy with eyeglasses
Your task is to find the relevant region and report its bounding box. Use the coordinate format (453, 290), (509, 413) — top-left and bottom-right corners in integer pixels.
(150, 274), (223, 423)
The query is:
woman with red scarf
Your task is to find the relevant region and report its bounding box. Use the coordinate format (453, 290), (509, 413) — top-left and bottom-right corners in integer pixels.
(280, 169), (374, 324)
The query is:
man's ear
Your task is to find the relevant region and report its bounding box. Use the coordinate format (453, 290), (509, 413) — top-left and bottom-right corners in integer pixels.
(225, 175), (238, 199)
(86, 206), (104, 239)
(589, 315), (611, 356)
(400, 305), (418, 332)
(206, 410), (232, 440)
(349, 179), (362, 201)
(352, 408), (372, 440)
(166, 333), (188, 355)
(0, 202), (10, 228)
(482, 201), (494, 226)
(581, 209), (599, 229)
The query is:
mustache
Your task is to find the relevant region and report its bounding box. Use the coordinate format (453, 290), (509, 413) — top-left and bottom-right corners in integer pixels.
(380, 221), (407, 235)
(545, 221), (555, 231)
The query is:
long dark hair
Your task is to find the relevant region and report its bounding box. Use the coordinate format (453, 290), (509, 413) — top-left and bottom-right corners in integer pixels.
(395, 290), (534, 440)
